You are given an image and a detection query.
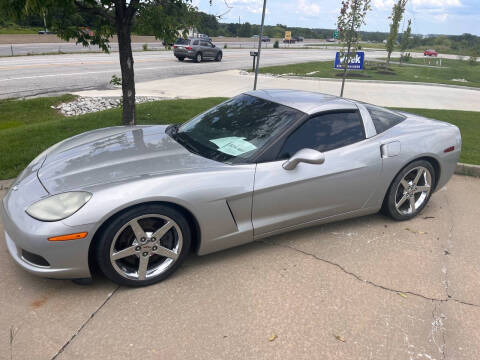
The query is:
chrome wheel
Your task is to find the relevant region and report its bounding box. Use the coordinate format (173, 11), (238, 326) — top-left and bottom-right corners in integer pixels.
(109, 214), (183, 281)
(395, 166), (432, 215)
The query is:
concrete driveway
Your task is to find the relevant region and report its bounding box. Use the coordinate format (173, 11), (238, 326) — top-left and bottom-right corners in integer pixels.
(1, 175), (480, 360)
(75, 70), (480, 112)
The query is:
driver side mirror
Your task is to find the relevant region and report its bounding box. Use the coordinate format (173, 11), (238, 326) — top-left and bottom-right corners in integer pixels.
(282, 148), (325, 170)
(211, 44), (216, 48)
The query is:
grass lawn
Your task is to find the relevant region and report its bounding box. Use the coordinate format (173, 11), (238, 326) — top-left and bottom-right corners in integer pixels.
(0, 96), (478, 179)
(0, 95), (76, 130)
(315, 43), (473, 56)
(0, 25), (42, 34)
(255, 58), (480, 88)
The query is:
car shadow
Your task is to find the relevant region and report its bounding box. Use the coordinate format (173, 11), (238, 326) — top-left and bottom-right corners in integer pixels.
(4, 204), (436, 291)
(120, 211), (399, 291)
(178, 58), (219, 64)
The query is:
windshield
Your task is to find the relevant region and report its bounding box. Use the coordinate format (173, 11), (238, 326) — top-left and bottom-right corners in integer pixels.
(170, 94), (303, 163)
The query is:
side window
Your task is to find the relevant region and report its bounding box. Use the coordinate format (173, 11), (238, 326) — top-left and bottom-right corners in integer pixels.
(193, 40), (199, 45)
(364, 104), (405, 134)
(200, 41), (208, 46)
(278, 112), (365, 159)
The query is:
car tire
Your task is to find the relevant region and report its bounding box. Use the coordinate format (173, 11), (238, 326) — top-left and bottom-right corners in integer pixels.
(95, 204), (191, 287)
(195, 52), (203, 63)
(382, 160), (436, 221)
(215, 52), (222, 62)
(177, 57), (184, 61)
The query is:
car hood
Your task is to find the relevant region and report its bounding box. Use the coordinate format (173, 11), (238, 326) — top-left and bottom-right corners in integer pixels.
(37, 125), (223, 193)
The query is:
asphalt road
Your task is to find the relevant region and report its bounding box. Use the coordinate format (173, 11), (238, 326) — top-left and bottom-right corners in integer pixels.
(0, 48), (387, 99)
(1, 175), (480, 359)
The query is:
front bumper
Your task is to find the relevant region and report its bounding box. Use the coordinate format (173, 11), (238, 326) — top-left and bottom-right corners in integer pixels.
(1, 179), (96, 279)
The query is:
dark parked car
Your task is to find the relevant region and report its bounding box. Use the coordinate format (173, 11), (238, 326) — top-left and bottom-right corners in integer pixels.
(173, 38), (222, 62)
(38, 30), (55, 34)
(197, 33), (212, 42)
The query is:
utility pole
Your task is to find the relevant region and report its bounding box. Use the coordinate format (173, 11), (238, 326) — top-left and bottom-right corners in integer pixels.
(253, 0), (267, 90)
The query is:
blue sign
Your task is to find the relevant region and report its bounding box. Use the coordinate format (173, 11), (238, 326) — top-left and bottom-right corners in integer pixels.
(334, 51), (365, 70)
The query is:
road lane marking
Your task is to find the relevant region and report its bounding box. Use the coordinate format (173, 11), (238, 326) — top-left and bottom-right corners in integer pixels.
(0, 57), (176, 70)
(0, 56), (333, 82)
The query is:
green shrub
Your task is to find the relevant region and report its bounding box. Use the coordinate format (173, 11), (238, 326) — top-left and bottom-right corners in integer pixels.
(110, 74), (122, 86)
(273, 40), (279, 48)
(400, 52), (411, 62)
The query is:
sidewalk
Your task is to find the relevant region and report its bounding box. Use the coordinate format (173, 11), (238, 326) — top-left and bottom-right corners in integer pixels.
(75, 70), (480, 111)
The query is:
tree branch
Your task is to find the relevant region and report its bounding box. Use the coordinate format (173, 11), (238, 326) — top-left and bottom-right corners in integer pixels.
(127, 0), (141, 20)
(73, 0), (115, 23)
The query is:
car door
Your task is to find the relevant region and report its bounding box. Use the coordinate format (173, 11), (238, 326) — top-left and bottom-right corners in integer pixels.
(252, 110), (382, 237)
(208, 41), (217, 57)
(200, 40), (212, 58)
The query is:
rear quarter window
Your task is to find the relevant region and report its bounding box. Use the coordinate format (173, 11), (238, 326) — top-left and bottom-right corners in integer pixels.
(365, 105), (406, 134)
(175, 38), (189, 45)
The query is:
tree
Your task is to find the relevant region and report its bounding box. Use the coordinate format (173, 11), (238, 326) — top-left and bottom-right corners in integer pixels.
(336, 0), (371, 97)
(399, 18), (411, 64)
(238, 22), (252, 37)
(2, 0), (195, 125)
(194, 11), (218, 35)
(385, 0), (407, 65)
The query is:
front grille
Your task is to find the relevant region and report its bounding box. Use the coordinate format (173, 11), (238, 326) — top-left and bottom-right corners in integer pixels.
(21, 249), (50, 267)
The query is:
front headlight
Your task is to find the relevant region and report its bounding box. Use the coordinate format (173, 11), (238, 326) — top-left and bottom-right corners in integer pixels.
(26, 192), (92, 221)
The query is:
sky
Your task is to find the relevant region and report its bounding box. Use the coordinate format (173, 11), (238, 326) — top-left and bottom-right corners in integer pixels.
(194, 0), (480, 36)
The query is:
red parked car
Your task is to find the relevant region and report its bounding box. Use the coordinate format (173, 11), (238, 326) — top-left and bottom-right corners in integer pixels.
(424, 49), (438, 57)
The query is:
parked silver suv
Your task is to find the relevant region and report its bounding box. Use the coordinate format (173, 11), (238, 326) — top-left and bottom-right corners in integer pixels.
(173, 38), (223, 62)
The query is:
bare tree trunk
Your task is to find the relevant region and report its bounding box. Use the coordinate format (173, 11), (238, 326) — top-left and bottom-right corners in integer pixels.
(386, 50), (392, 65)
(340, 2), (357, 98)
(340, 41), (352, 98)
(116, 15), (136, 125)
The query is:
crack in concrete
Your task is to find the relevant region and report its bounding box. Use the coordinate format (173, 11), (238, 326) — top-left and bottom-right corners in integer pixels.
(443, 193), (455, 301)
(431, 302), (447, 360)
(50, 285), (120, 360)
(435, 192), (455, 360)
(262, 240), (480, 309)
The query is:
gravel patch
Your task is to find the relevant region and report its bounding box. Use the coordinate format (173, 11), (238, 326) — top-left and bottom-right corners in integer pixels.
(451, 78), (468, 83)
(52, 96), (164, 116)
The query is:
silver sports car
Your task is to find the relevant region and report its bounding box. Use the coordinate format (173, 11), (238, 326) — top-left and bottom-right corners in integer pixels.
(1, 90), (461, 286)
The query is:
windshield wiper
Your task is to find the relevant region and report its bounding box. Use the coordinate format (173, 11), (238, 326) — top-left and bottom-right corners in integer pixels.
(174, 132), (203, 156)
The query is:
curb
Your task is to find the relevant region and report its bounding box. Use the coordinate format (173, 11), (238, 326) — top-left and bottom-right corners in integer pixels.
(0, 179), (14, 191)
(455, 163), (480, 177)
